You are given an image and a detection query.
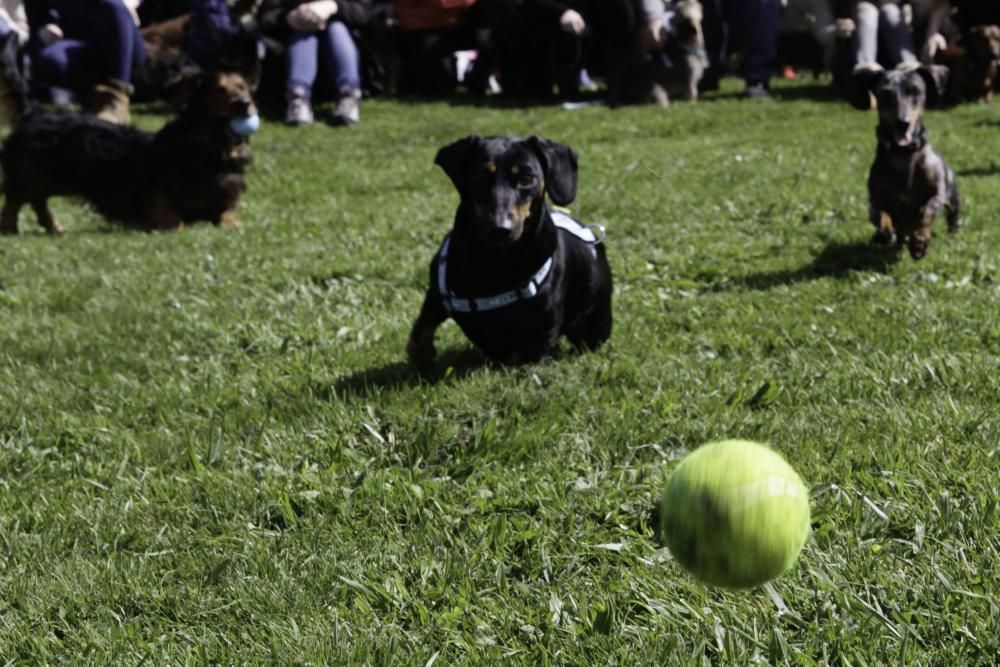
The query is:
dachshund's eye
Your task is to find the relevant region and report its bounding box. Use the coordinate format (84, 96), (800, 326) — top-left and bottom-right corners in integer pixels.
(516, 173), (538, 188)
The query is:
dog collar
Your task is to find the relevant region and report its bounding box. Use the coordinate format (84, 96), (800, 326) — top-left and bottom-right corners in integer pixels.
(437, 211), (603, 314)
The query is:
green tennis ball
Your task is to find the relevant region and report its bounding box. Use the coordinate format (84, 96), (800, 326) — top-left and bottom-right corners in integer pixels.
(660, 439), (810, 589)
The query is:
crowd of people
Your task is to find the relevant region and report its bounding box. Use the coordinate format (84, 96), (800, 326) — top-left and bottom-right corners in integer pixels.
(0, 0), (997, 128)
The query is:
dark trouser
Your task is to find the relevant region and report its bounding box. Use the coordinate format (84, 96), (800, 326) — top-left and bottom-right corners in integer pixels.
(701, 0), (728, 86)
(478, 0), (584, 98)
(396, 23), (492, 96)
(33, 0), (146, 90)
(955, 2), (1000, 29)
(703, 0), (780, 85)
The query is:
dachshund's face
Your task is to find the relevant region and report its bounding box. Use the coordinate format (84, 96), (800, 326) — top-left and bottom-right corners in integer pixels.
(876, 69), (928, 148)
(199, 72), (257, 120)
(463, 139), (547, 246)
(435, 136), (578, 247)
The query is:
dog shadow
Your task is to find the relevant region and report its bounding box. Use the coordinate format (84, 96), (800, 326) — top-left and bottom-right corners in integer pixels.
(736, 239), (900, 290)
(327, 346), (486, 398)
(957, 162), (1000, 177)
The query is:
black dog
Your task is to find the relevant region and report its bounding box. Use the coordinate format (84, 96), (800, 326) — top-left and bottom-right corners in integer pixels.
(851, 63), (961, 259)
(408, 135), (613, 366)
(0, 33), (256, 234)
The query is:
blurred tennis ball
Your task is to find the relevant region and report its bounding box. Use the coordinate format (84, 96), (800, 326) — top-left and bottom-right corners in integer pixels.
(660, 439), (810, 589)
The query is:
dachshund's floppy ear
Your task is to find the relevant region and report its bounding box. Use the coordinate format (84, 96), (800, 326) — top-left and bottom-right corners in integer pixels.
(434, 134), (480, 193)
(916, 64), (949, 106)
(847, 63), (885, 110)
(528, 136), (578, 206)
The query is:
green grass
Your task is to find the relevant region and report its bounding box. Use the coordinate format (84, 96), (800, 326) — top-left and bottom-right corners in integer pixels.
(0, 79), (997, 664)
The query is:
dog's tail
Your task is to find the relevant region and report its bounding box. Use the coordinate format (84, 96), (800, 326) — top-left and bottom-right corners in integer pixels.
(0, 32), (31, 129)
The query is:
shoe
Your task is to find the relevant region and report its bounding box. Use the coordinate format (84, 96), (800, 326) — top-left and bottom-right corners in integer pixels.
(743, 81), (771, 99)
(85, 79), (132, 125)
(331, 89), (360, 126)
(285, 87), (314, 126)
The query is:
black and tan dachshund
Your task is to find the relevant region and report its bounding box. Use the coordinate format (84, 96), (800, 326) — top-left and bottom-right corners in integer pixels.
(0, 32), (256, 234)
(408, 135), (613, 366)
(852, 63), (961, 259)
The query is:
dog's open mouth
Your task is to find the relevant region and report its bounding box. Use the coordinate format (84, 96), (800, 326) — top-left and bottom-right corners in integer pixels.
(893, 119), (917, 147)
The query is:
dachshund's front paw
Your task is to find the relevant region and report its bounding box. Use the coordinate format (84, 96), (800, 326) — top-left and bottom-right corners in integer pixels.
(872, 228), (895, 245)
(407, 336), (436, 367)
(908, 237), (929, 260)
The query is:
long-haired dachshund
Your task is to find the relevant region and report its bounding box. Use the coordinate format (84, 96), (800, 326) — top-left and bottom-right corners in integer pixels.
(0, 32), (257, 235)
(408, 135), (613, 366)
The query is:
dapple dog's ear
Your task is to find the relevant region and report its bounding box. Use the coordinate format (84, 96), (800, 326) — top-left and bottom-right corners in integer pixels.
(435, 134), (480, 193)
(917, 64), (949, 106)
(848, 63), (885, 110)
(527, 136), (578, 206)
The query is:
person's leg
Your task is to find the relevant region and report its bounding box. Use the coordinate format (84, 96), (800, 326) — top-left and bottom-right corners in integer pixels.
(90, 0), (147, 84)
(589, 0), (645, 105)
(736, 0), (781, 95)
(853, 1), (880, 66)
(319, 20), (362, 124)
(319, 20), (362, 93)
(0, 18), (11, 38)
(285, 31), (319, 125)
(397, 30), (457, 96)
(32, 39), (95, 104)
(877, 2), (916, 67)
(700, 0), (729, 90)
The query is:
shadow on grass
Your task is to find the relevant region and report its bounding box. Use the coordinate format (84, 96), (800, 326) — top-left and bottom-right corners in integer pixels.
(329, 346), (486, 398)
(704, 81), (840, 103)
(736, 239), (900, 290)
(957, 162), (1000, 177)
(772, 82), (841, 103)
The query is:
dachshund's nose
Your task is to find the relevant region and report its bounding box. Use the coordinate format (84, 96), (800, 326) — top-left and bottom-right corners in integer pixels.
(234, 98), (253, 115)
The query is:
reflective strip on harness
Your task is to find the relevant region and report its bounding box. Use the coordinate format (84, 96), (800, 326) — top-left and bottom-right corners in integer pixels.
(438, 211), (601, 314)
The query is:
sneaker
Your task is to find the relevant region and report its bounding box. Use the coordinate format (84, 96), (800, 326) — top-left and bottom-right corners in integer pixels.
(285, 88), (313, 126)
(743, 81), (771, 99)
(331, 89), (360, 126)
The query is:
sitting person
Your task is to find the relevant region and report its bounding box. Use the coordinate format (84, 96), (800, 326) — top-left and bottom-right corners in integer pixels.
(259, 0), (371, 126)
(476, 0), (587, 100)
(391, 0), (484, 96)
(25, 0), (147, 124)
(0, 0), (28, 45)
(847, 0), (916, 68)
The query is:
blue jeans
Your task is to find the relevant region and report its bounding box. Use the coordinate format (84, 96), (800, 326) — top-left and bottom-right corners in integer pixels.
(853, 2), (915, 68)
(286, 20), (361, 96)
(33, 0), (146, 88)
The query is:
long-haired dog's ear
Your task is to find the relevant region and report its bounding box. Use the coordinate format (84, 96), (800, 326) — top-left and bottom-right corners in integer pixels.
(848, 63), (885, 110)
(434, 135), (480, 193)
(163, 67), (211, 111)
(528, 136), (578, 206)
(917, 64), (949, 106)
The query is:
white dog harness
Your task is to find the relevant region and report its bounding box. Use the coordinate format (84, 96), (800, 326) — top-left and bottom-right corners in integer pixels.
(438, 210), (605, 314)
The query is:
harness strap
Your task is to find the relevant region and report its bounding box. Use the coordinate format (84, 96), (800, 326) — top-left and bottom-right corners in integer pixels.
(438, 211), (603, 314)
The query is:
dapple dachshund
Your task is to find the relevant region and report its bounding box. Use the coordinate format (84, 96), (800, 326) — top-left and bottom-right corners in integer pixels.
(851, 63), (961, 259)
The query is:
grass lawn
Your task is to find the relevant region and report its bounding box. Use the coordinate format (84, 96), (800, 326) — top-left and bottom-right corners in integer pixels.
(0, 79), (997, 663)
